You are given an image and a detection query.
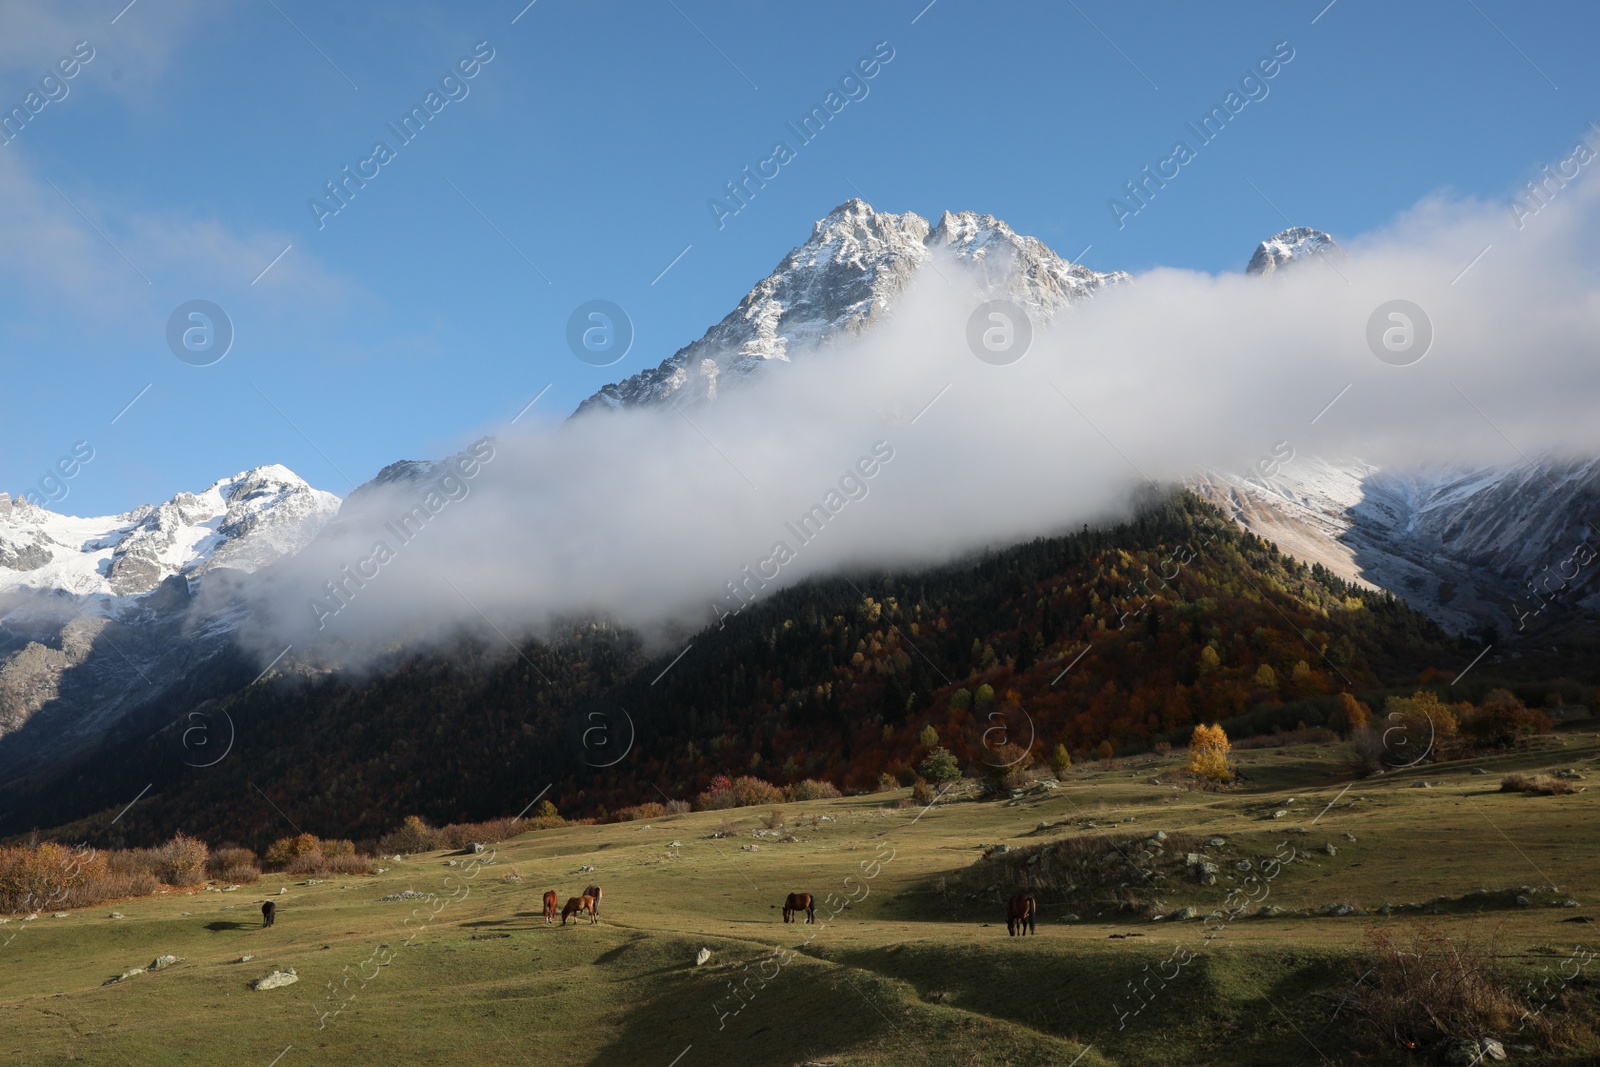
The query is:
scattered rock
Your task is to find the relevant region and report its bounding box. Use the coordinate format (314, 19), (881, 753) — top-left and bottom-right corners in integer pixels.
(278, 888), (287, 895)
(1062, 913), (1080, 921)
(103, 967), (145, 985)
(444, 860), (458, 867)
(1555, 769), (1584, 780)
(1170, 906), (1199, 921)
(696, 948), (711, 966)
(1206, 837), (1227, 848)
(1470, 768), (1488, 775)
(1236, 860), (1252, 871)
(471, 843), (487, 854)
(577, 865), (595, 874)
(149, 955), (181, 971)
(669, 841), (682, 848)
(1516, 895), (1532, 906)
(740, 844), (760, 852)
(251, 968), (299, 991)
(1320, 903), (1356, 917)
(107, 912), (124, 920)
(1151, 830), (1167, 842)
(1258, 905), (1287, 918)
(1556, 898), (1580, 908)
(1444, 1038), (1506, 1064)
(1027, 855), (1041, 866)
(1343, 833), (1357, 842)
(222, 886), (238, 892)
(301, 879), (323, 886)
(1412, 781), (1430, 789)
(51, 912), (67, 919)
(990, 844), (1011, 855)
(380, 890), (430, 902)
(1269, 810), (1288, 819)
(1322, 842), (1338, 857)
(232, 955), (256, 964)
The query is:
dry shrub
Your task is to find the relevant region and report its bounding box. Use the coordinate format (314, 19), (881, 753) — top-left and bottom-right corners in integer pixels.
(694, 787), (736, 811)
(0, 843), (107, 913)
(522, 814), (566, 830)
(286, 851), (372, 876)
(435, 818), (520, 850)
(876, 773), (899, 793)
(614, 802), (666, 822)
(711, 816), (740, 839)
(1501, 773), (1580, 796)
(1350, 923), (1543, 1055)
(156, 833), (209, 887)
(762, 808), (786, 831)
(663, 799), (691, 815)
(207, 847), (258, 878)
(264, 833), (323, 868)
(786, 778), (842, 801)
(730, 776), (785, 806)
(911, 777), (937, 804)
(218, 864), (261, 885)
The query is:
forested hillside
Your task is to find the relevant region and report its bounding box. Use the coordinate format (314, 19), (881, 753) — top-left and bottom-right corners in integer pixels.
(2, 492), (1475, 849)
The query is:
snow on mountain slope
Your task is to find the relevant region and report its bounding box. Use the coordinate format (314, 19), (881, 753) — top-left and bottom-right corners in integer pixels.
(1194, 446), (1600, 635)
(0, 467), (339, 765)
(0, 466), (340, 606)
(1245, 226), (1340, 276)
(575, 199), (1128, 415)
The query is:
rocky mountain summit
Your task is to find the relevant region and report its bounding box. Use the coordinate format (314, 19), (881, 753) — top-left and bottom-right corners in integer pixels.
(575, 199), (1128, 414)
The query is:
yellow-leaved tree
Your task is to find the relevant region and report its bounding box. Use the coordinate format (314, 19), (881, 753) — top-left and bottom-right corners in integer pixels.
(1186, 723), (1234, 781)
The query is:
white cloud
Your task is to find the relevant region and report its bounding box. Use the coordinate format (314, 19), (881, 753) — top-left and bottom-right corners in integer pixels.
(235, 172), (1600, 663)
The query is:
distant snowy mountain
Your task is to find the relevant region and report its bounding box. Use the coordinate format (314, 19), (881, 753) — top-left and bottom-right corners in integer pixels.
(0, 465), (340, 603)
(1195, 456), (1600, 635)
(576, 199), (1128, 414)
(0, 467), (339, 769)
(1245, 226), (1340, 276)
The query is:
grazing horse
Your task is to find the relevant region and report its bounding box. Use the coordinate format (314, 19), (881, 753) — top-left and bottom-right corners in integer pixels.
(561, 895), (597, 925)
(542, 890), (559, 925)
(261, 900), (276, 928)
(782, 892), (815, 924)
(1006, 894), (1036, 936)
(583, 884), (602, 919)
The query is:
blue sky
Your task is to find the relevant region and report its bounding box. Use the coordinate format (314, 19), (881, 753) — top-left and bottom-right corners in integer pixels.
(2, 0), (1595, 515)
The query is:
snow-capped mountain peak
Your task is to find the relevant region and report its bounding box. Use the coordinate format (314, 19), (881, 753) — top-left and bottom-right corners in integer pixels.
(1245, 226), (1339, 276)
(575, 199), (1127, 415)
(0, 465), (340, 602)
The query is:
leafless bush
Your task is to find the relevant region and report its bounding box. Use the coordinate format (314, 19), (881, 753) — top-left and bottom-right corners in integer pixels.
(1350, 923), (1546, 1055)
(1501, 772), (1580, 796)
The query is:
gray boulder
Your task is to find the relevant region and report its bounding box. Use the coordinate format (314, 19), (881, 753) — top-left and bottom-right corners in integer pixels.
(251, 968), (299, 990)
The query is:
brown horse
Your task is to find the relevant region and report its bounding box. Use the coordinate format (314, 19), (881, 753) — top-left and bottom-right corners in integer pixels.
(1006, 894), (1036, 936)
(782, 892), (815, 924)
(561, 895), (597, 925)
(542, 889), (558, 925)
(583, 884), (602, 919)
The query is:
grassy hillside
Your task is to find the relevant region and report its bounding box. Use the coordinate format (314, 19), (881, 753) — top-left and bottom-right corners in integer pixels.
(4, 733), (1598, 1066)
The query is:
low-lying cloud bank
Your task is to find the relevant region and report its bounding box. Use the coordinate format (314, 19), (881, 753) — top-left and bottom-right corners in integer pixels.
(237, 175), (1600, 665)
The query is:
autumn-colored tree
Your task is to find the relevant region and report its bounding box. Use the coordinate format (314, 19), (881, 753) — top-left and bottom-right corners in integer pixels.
(1096, 739), (1115, 763)
(974, 684), (996, 709)
(1049, 743), (1072, 779)
(1253, 663), (1278, 691)
(1329, 692), (1372, 736)
(1199, 646), (1221, 672)
(1186, 723), (1234, 781)
(532, 799), (558, 819)
(919, 724), (939, 748)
